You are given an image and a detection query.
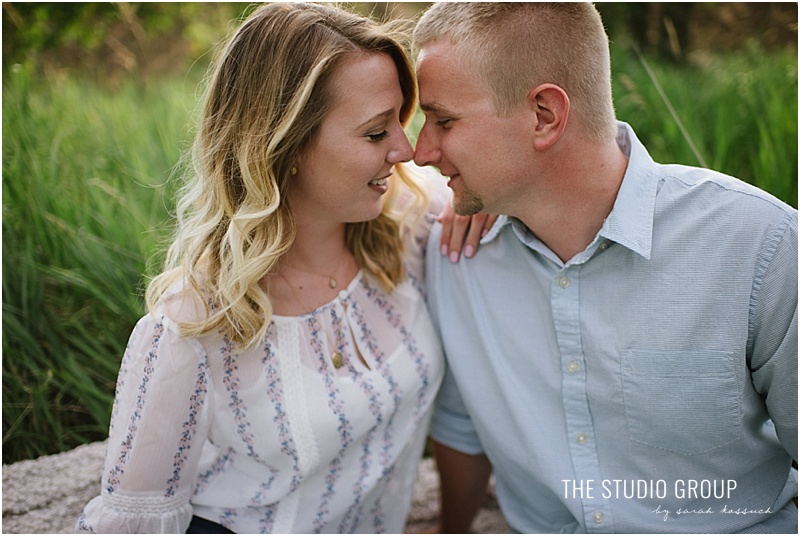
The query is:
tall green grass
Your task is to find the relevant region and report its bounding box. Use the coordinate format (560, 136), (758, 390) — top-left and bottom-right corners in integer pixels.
(611, 40), (797, 207)
(2, 66), (201, 462)
(2, 43), (797, 464)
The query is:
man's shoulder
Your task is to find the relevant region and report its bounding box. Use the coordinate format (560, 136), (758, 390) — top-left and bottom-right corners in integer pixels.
(657, 164), (796, 223)
(659, 164), (797, 216)
(426, 217), (517, 274)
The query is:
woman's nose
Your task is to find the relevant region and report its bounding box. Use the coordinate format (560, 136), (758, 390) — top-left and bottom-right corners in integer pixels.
(390, 130), (414, 163)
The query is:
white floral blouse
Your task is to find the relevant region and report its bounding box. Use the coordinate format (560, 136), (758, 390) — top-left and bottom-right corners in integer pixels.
(76, 184), (446, 533)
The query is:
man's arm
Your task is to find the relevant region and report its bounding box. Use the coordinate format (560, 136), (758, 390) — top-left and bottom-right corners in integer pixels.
(749, 212), (798, 460)
(432, 440), (492, 534)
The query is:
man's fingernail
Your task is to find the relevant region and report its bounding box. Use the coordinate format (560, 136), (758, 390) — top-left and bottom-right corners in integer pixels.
(464, 245), (475, 258)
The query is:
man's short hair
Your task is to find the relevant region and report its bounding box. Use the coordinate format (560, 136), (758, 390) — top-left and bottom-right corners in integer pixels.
(414, 2), (617, 142)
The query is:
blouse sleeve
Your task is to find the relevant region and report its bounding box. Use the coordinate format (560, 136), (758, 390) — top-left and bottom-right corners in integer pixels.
(76, 311), (212, 533)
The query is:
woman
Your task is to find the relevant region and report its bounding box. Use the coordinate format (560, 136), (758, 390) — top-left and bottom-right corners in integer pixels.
(76, 2), (488, 533)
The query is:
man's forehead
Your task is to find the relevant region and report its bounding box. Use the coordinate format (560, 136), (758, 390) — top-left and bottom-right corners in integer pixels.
(416, 42), (485, 106)
(416, 39), (460, 65)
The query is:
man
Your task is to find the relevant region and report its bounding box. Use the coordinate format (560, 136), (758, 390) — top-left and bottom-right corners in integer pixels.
(413, 3), (797, 533)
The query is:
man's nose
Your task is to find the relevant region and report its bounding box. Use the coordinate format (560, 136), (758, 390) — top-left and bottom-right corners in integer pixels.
(413, 121), (439, 167)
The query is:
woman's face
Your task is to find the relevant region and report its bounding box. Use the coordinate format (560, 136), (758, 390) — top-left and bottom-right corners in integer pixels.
(289, 52), (414, 229)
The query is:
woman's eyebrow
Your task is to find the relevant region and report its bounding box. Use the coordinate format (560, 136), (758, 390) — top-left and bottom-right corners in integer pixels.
(357, 108), (394, 129)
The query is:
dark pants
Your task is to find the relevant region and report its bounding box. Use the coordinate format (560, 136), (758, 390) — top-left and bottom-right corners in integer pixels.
(186, 516), (235, 534)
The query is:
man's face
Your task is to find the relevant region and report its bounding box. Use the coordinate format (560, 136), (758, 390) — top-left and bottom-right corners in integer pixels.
(414, 41), (533, 216)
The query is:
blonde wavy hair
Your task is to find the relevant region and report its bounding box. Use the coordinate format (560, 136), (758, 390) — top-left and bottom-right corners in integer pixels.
(414, 2), (617, 142)
(146, 2), (427, 349)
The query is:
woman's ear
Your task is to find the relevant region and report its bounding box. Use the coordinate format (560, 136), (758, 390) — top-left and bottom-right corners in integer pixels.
(528, 83), (569, 151)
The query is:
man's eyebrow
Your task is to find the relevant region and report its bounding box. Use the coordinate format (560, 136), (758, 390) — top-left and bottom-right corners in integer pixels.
(356, 108), (394, 130)
(419, 101), (447, 114)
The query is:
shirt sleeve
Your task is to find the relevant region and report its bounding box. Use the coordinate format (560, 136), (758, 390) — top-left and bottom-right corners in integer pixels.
(424, 221), (485, 455)
(430, 367), (486, 455)
(76, 312), (212, 533)
(749, 211), (798, 461)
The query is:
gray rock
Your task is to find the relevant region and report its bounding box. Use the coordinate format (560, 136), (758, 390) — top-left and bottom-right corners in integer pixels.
(2, 442), (510, 534)
(2, 442), (107, 534)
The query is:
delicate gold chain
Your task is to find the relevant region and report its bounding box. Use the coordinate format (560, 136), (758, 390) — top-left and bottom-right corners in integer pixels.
(275, 271), (316, 313)
(279, 250), (350, 289)
(273, 271), (345, 368)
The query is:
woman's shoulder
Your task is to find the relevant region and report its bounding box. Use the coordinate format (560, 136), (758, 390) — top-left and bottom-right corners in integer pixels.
(127, 280), (214, 369)
(384, 164), (447, 284)
(396, 162), (449, 218)
(149, 277), (215, 329)
(396, 163), (450, 245)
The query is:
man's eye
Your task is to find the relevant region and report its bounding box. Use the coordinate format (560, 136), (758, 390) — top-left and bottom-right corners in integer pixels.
(435, 119), (452, 128)
(368, 130), (389, 142)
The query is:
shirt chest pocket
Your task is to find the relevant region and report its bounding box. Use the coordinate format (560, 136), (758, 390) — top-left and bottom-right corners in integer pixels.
(620, 349), (742, 456)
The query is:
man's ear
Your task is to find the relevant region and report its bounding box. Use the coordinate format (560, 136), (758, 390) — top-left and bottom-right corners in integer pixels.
(528, 83), (569, 151)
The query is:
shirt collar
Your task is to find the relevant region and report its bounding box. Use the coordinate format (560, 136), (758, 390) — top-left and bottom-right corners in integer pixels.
(481, 122), (658, 261)
(598, 122), (658, 260)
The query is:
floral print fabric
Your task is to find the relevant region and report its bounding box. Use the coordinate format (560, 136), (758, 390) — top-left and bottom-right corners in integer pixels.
(77, 205), (445, 534)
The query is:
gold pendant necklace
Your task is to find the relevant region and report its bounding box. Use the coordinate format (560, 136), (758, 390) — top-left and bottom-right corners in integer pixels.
(275, 271), (345, 369)
(281, 256), (346, 289)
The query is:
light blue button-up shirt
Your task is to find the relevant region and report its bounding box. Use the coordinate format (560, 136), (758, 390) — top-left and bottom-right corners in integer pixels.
(426, 123), (797, 533)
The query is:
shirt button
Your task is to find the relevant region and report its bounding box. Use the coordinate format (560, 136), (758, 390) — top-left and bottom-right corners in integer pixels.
(593, 512), (604, 524)
(338, 290), (348, 301)
(576, 433), (587, 444)
(567, 360), (579, 373)
(599, 241), (609, 251)
(558, 276), (570, 288)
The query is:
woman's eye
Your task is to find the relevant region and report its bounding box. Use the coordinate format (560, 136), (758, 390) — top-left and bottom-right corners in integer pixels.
(367, 130), (389, 142)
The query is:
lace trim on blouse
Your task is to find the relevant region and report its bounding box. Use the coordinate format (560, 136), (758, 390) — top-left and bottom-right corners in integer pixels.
(101, 487), (193, 515)
(277, 321), (320, 474)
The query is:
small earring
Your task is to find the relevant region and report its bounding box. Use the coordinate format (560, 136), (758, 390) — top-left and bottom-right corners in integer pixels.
(290, 166), (297, 176)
